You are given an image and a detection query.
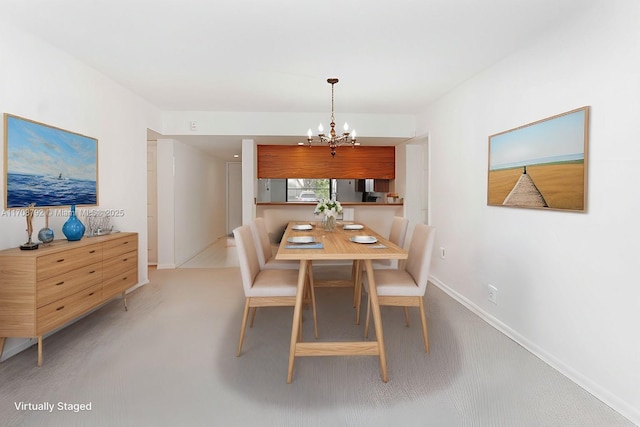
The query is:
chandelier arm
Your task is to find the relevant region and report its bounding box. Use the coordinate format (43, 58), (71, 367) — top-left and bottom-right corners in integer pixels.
(304, 77), (358, 156)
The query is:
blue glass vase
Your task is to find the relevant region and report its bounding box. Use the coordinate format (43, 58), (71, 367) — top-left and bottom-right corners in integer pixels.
(62, 205), (85, 241)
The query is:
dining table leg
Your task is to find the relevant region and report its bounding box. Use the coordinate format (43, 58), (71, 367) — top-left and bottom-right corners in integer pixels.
(287, 259), (309, 383)
(364, 259), (388, 383)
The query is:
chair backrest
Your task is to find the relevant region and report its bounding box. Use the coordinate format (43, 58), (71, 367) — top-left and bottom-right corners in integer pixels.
(404, 224), (436, 294)
(388, 216), (409, 248)
(249, 217), (273, 268)
(233, 224), (261, 295)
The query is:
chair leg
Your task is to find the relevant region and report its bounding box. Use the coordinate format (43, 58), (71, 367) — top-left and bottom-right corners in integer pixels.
(351, 260), (358, 307)
(404, 306), (411, 327)
(364, 294), (372, 338)
(306, 265), (319, 339)
(418, 298), (430, 354)
(356, 290), (362, 325)
(249, 307), (257, 327)
(237, 298), (251, 356)
(355, 261), (363, 324)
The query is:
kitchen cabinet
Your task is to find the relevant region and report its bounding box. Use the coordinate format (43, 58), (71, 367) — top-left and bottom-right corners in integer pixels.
(356, 179), (390, 193)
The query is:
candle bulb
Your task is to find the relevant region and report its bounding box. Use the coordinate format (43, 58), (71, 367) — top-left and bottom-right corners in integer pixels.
(344, 122), (349, 132)
(307, 129), (312, 138)
(318, 123), (323, 133)
(352, 130), (356, 139)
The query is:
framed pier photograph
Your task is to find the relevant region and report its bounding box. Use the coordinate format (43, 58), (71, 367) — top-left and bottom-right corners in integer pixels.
(487, 106), (589, 212)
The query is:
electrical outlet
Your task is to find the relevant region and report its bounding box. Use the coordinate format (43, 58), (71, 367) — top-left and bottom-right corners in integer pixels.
(488, 284), (498, 304)
(440, 247), (445, 259)
(189, 121), (198, 131)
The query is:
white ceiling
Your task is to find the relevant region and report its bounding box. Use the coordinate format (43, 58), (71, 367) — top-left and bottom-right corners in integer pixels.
(2, 0), (595, 160)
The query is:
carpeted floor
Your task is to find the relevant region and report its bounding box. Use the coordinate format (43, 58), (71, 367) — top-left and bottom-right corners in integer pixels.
(0, 266), (634, 426)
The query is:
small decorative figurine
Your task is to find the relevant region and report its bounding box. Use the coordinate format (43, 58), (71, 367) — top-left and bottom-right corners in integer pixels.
(20, 203), (39, 250)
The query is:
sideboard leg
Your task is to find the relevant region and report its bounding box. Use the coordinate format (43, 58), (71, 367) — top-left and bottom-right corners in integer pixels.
(37, 336), (43, 367)
(0, 337), (6, 361)
(122, 292), (128, 311)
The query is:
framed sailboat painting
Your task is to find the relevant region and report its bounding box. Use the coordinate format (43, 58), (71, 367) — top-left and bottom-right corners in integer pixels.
(487, 106), (589, 212)
(4, 114), (98, 209)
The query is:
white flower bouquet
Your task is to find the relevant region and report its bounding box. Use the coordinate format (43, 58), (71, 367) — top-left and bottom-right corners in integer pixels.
(314, 199), (343, 218)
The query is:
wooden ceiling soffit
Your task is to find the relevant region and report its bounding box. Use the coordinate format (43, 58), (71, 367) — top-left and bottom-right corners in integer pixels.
(257, 145), (395, 179)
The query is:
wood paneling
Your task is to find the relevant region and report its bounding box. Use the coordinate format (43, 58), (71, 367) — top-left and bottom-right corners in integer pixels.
(257, 145), (395, 179)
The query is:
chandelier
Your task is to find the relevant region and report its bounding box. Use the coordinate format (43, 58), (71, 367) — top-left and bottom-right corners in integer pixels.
(302, 78), (358, 157)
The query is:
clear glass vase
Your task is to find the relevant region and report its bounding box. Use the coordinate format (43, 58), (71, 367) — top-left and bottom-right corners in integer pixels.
(322, 214), (337, 232)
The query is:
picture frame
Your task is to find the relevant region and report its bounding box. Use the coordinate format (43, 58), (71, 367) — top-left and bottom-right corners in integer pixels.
(4, 113), (98, 209)
(487, 106), (589, 212)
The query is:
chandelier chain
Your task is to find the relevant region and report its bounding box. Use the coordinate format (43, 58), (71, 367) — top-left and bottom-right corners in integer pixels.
(303, 77), (358, 157)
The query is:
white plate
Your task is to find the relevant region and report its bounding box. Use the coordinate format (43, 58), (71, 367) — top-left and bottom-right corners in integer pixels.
(287, 236), (316, 244)
(291, 224), (313, 231)
(343, 224), (364, 230)
(350, 236), (378, 244)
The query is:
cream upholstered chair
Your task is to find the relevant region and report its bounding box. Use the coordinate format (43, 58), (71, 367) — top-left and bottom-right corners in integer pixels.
(249, 217), (300, 326)
(375, 216), (409, 269)
(390, 217), (410, 247)
(353, 216), (409, 317)
(363, 224), (436, 353)
(250, 217), (299, 270)
(233, 224), (318, 356)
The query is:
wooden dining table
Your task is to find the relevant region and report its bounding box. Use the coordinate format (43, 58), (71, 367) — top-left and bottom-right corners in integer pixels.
(275, 220), (408, 383)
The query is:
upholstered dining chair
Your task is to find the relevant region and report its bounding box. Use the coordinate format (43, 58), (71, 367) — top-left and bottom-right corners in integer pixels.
(370, 216), (409, 269)
(248, 218), (304, 326)
(233, 224), (318, 356)
(250, 217), (299, 270)
(353, 216), (409, 317)
(362, 224), (436, 353)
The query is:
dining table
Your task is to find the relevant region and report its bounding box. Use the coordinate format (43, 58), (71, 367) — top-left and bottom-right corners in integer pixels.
(275, 220), (408, 383)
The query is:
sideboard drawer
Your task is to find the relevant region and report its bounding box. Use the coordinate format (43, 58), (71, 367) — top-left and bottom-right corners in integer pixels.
(36, 263), (103, 308)
(103, 250), (137, 277)
(103, 234), (138, 260)
(37, 245), (103, 280)
(103, 268), (138, 301)
(36, 283), (102, 334)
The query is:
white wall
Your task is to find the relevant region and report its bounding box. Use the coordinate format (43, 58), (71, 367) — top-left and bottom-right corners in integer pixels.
(173, 140), (227, 266)
(241, 139), (256, 226)
(227, 162), (243, 235)
(156, 139), (176, 269)
(156, 138), (227, 268)
(0, 20), (161, 359)
(162, 111), (415, 140)
(417, 1), (640, 424)
(402, 139), (429, 240)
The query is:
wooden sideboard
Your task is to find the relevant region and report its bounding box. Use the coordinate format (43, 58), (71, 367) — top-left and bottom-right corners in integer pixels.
(0, 232), (138, 366)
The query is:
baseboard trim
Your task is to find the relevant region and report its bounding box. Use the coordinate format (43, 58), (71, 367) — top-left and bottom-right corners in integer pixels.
(429, 274), (639, 426)
(156, 263), (176, 269)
